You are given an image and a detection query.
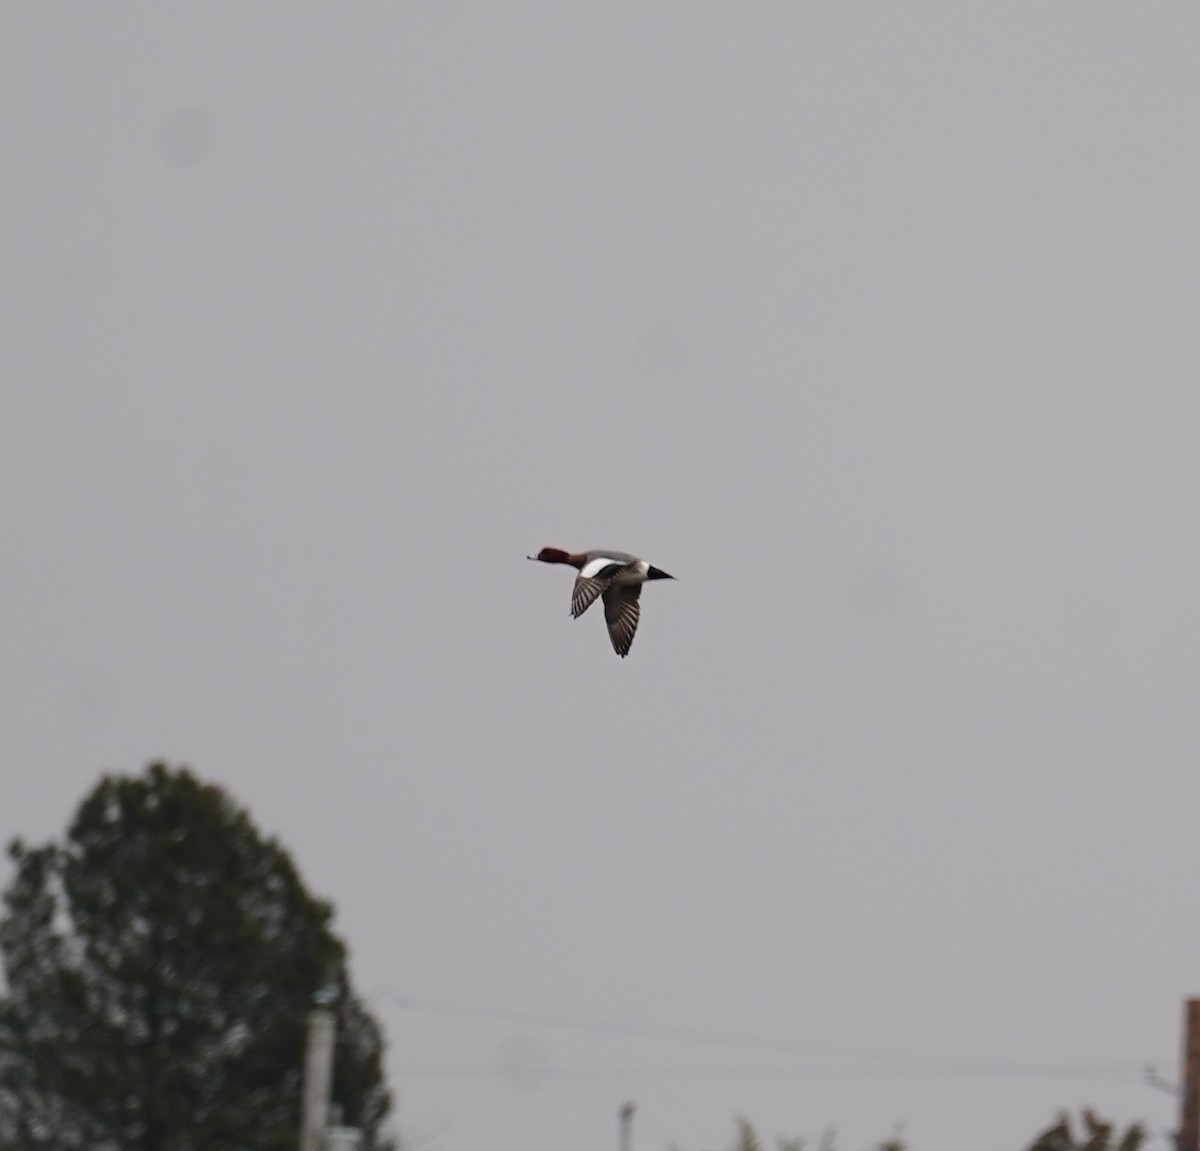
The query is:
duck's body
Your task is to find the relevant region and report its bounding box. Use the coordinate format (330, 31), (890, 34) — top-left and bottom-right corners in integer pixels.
(527, 547), (675, 657)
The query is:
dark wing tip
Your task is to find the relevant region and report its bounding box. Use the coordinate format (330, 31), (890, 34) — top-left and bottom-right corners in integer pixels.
(603, 585), (641, 657)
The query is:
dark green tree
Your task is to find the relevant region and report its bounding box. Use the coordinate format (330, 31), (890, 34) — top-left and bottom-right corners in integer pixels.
(733, 1117), (764, 1151)
(1026, 1108), (1146, 1151)
(0, 762), (392, 1151)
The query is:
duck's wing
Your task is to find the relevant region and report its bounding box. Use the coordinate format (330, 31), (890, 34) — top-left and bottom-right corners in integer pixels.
(602, 583), (642, 658)
(571, 575), (608, 618)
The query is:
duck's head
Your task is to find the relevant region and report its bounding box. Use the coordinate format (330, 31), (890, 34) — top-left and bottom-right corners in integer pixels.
(528, 547), (572, 564)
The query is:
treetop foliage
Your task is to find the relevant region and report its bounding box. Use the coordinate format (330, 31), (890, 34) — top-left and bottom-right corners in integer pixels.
(0, 762), (391, 1151)
(1025, 1108), (1146, 1151)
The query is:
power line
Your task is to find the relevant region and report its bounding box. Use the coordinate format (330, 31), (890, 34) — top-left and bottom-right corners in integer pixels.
(389, 1063), (1142, 1082)
(371, 989), (1144, 1078)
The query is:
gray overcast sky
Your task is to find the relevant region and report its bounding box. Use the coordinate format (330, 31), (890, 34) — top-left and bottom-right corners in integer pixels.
(3, 5), (1199, 1150)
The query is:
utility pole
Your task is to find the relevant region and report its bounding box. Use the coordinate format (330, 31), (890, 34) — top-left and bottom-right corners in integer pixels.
(1181, 999), (1200, 1151)
(618, 1101), (635, 1151)
(300, 1006), (336, 1151)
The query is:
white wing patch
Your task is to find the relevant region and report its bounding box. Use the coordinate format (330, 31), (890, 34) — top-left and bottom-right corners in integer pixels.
(580, 555), (626, 579)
